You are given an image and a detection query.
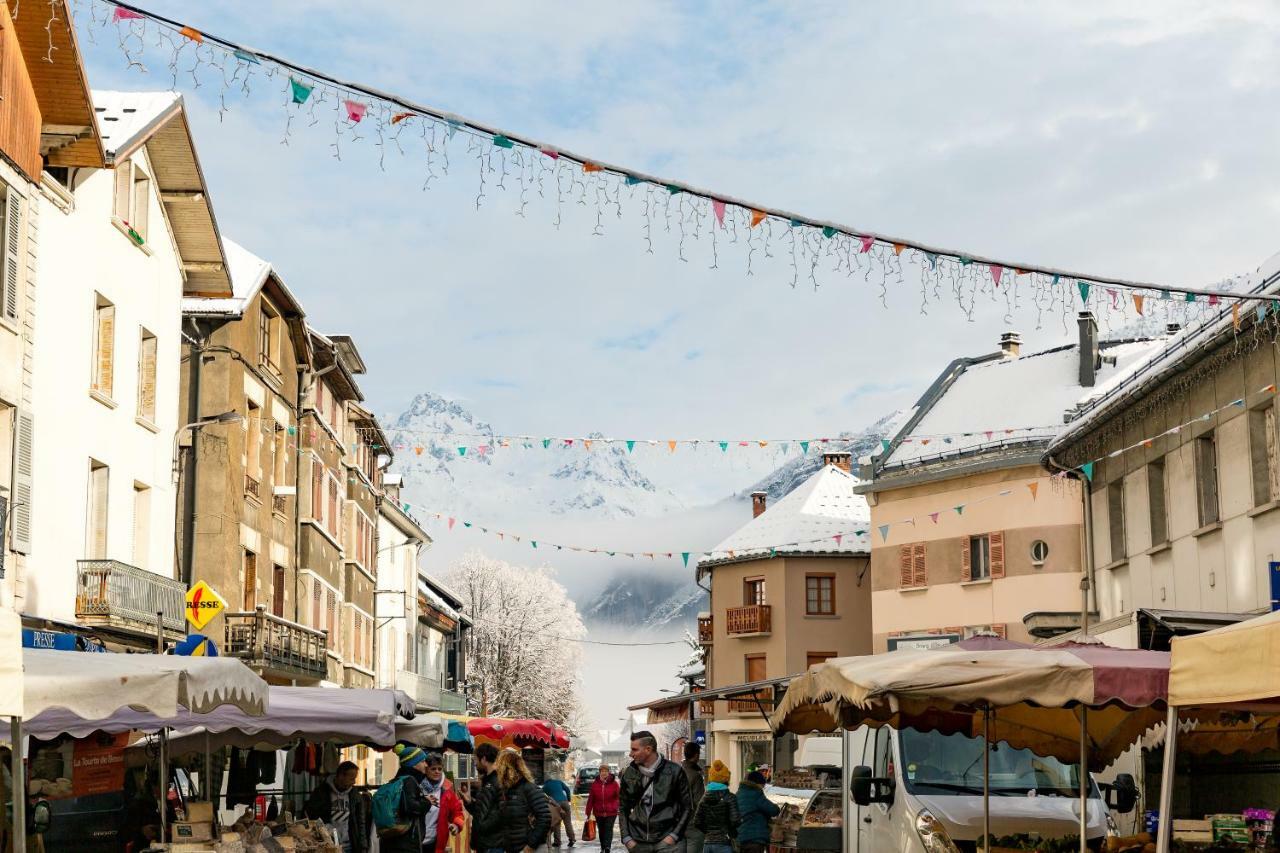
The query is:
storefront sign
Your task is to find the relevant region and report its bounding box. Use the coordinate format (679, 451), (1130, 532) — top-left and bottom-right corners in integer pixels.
(888, 633), (960, 651)
(694, 731), (706, 745)
(185, 581), (226, 629)
(1270, 561), (1280, 612)
(71, 734), (129, 798)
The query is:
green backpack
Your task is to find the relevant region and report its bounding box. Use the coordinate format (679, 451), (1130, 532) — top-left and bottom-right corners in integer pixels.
(372, 776), (412, 838)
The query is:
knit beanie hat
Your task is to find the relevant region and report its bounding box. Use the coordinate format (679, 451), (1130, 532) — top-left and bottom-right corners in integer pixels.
(707, 760), (730, 785)
(746, 770), (767, 786)
(395, 743), (427, 770)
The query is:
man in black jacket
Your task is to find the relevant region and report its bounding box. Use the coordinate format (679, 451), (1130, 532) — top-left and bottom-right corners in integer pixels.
(618, 731), (691, 853)
(460, 743), (504, 853)
(303, 761), (370, 853)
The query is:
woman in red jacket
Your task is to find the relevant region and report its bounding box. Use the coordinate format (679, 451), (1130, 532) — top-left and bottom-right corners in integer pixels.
(584, 764), (621, 853)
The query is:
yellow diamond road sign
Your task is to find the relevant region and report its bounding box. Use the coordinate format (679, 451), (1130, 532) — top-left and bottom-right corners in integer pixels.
(185, 581), (226, 630)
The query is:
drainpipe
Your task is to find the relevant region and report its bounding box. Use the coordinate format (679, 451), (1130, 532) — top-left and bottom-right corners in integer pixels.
(180, 319), (205, 586)
(1047, 452), (1096, 634)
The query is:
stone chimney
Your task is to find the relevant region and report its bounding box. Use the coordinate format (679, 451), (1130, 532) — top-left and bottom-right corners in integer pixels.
(751, 491), (768, 518)
(999, 331), (1022, 359)
(1077, 311), (1099, 387)
(822, 451), (853, 473)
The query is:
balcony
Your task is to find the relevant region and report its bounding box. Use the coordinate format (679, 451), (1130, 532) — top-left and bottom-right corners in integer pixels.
(697, 615), (713, 644)
(728, 688), (773, 714)
(725, 605), (772, 636)
(224, 606), (327, 682)
(272, 493), (288, 515)
(76, 559), (185, 636)
(395, 669), (467, 713)
(244, 474), (261, 501)
(697, 699), (716, 718)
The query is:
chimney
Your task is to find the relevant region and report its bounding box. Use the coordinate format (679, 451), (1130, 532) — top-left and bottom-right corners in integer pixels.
(822, 451), (853, 473)
(999, 331), (1022, 359)
(1077, 311), (1099, 387)
(1166, 322), (1182, 336)
(751, 491), (768, 518)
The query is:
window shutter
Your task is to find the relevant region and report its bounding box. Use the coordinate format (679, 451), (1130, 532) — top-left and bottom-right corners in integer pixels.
(990, 532), (1006, 579)
(2, 186), (21, 321)
(310, 458), (322, 520)
(1268, 407), (1280, 502)
(89, 466), (110, 560)
(327, 590), (337, 650)
(898, 545), (913, 588)
(311, 578), (321, 628)
(11, 409), (34, 554)
(95, 304), (115, 397)
(138, 334), (157, 421)
(243, 551), (257, 611)
(131, 171), (149, 240)
(961, 537), (972, 582)
(113, 160), (132, 222)
(911, 542), (927, 588)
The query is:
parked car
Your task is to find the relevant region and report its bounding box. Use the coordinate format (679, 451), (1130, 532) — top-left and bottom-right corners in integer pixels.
(574, 765), (600, 795)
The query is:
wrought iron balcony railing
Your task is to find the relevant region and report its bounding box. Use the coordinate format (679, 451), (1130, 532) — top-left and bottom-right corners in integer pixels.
(244, 474), (261, 500)
(76, 559), (185, 635)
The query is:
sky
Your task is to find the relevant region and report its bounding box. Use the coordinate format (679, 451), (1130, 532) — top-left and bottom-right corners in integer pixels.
(69, 0), (1280, 726)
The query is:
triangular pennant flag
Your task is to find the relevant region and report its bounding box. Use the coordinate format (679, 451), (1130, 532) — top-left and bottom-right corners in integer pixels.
(929, 512), (939, 524)
(750, 210), (766, 228)
(626, 440), (635, 453)
(925, 252), (938, 269)
(758, 440), (768, 448)
(712, 200), (726, 226)
(877, 524), (891, 542)
(290, 78), (313, 105)
(415, 446), (424, 455)
(447, 517), (456, 530)
(833, 534), (843, 545)
(789, 218), (803, 227)
(583, 439), (593, 451)
(984, 431), (993, 440)
(457, 446), (466, 456)
(1081, 461), (1095, 482)
(666, 184), (683, 195)
(800, 440), (810, 453)
(1133, 294), (1145, 315)
(565, 439), (574, 447)
(531, 541), (537, 548)
(625, 175), (643, 185)
(179, 25), (203, 43)
(666, 440), (677, 453)
(343, 100), (367, 123)
(859, 235), (875, 253)
(1077, 281), (1090, 303)
(542, 438), (551, 449)
(990, 265), (1003, 285)
(113, 7), (145, 20)
(881, 439), (891, 453)
(893, 243), (906, 256)
(1257, 303), (1269, 323)
(583, 162), (604, 173)
(446, 119), (461, 138)
(1051, 274), (1061, 285)
(822, 226), (837, 239)
(681, 553), (691, 568)
(1233, 303), (1241, 331)
(287, 426), (296, 436)
(719, 441), (728, 452)
(1185, 292), (1196, 303)
(921, 439), (931, 446)
(392, 111), (414, 124)
(1028, 482), (1039, 501)
(1209, 294), (1221, 306)
(463, 522), (472, 528)
(1232, 398), (1246, 408)
(540, 147), (560, 159)
(954, 505), (965, 516)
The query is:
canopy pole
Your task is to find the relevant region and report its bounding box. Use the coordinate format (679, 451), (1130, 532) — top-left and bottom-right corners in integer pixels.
(983, 705), (991, 853)
(10, 717), (24, 853)
(160, 728), (169, 845)
(1155, 705), (1178, 853)
(204, 730), (212, 801)
(1079, 707), (1088, 853)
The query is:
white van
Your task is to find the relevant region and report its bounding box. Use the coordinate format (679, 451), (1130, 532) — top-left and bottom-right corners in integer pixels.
(843, 726), (1138, 852)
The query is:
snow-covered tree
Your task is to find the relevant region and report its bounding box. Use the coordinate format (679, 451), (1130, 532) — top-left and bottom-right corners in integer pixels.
(445, 551), (586, 728)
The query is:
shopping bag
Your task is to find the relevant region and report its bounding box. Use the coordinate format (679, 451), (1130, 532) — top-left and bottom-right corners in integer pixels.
(583, 818), (597, 842)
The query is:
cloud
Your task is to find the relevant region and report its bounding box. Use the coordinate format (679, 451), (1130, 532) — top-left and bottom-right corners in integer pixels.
(596, 314), (681, 352)
(473, 378), (521, 390)
(684, 349), (703, 361)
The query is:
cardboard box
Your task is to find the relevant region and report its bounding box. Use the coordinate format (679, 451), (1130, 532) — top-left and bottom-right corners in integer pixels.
(186, 801), (215, 823)
(173, 821), (215, 841)
(1211, 815), (1250, 844)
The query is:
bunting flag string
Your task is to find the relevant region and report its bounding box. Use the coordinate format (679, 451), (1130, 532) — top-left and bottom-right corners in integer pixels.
(76, 0), (1273, 318)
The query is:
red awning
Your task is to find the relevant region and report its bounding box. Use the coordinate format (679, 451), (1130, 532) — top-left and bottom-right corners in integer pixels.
(467, 718), (570, 749)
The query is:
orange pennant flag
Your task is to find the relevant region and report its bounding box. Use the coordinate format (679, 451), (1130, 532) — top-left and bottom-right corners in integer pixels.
(758, 440), (768, 448)
(1233, 303), (1242, 331)
(583, 162), (604, 173)
(1015, 268), (1030, 276)
(1133, 294), (1145, 316)
(583, 439), (593, 451)
(750, 210), (766, 228)
(667, 440), (678, 453)
(414, 446), (424, 456)
(892, 243), (906, 256)
(179, 25), (204, 43)
(1028, 482), (1039, 501)
(392, 112), (414, 124)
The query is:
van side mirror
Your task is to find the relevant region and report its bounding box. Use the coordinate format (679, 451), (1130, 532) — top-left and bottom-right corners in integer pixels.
(1105, 773), (1138, 814)
(850, 765), (894, 807)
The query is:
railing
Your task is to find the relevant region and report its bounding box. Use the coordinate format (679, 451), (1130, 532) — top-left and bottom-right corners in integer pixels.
(76, 559), (185, 634)
(725, 604), (772, 636)
(728, 688), (773, 714)
(272, 493), (288, 515)
(697, 699), (716, 718)
(697, 615), (713, 644)
(224, 606), (327, 681)
(396, 669), (467, 713)
(244, 474), (261, 500)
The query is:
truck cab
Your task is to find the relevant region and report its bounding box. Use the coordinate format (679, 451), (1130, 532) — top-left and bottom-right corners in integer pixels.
(843, 726), (1137, 852)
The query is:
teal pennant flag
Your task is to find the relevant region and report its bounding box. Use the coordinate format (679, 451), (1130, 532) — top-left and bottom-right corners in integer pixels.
(800, 441), (809, 454)
(542, 438), (551, 448)
(289, 78), (313, 105)
(822, 226), (837, 238)
(881, 439), (891, 453)
(719, 441), (728, 452)
(457, 447), (466, 456)
(492, 134), (515, 149)
(1081, 461), (1095, 481)
(1077, 281), (1090, 304)
(681, 552), (690, 567)
(626, 440), (636, 453)
(877, 525), (890, 542)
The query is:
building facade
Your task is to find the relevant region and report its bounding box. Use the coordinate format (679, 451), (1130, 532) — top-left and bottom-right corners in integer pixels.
(696, 454), (872, 782)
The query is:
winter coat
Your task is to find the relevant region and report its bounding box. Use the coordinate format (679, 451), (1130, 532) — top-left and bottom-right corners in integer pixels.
(542, 778), (572, 804)
(479, 777), (551, 853)
(682, 759), (706, 813)
(303, 781), (371, 853)
(618, 757), (691, 845)
(466, 770), (506, 852)
(692, 784), (739, 845)
(428, 778), (467, 853)
(585, 776), (620, 819)
(734, 780), (780, 844)
(380, 770), (431, 853)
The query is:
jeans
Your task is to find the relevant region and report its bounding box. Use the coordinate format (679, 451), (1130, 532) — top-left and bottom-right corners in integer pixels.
(595, 816), (617, 852)
(739, 842), (768, 853)
(628, 840), (687, 853)
(703, 845), (734, 853)
(684, 826), (704, 853)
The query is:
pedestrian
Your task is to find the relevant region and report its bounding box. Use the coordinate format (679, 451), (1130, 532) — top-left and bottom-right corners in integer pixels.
(543, 766), (575, 847)
(691, 762), (737, 853)
(618, 730), (691, 853)
(734, 771), (779, 853)
(379, 744), (434, 853)
(419, 753), (466, 853)
(584, 764), (620, 853)
(492, 749), (551, 853)
(679, 743), (705, 853)
(303, 760), (371, 853)
(460, 743), (504, 853)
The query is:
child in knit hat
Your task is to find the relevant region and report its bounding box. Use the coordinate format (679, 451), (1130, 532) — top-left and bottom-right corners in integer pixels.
(693, 761), (739, 853)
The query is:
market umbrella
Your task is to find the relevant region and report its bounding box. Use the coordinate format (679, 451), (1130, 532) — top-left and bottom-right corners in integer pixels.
(467, 718), (571, 750)
(394, 713), (449, 750)
(772, 636), (1170, 851)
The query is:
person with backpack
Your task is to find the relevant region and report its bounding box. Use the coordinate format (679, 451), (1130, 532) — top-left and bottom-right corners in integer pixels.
(618, 731), (691, 853)
(374, 744), (433, 853)
(460, 743), (504, 853)
(690, 762), (737, 853)
(542, 767), (575, 847)
(734, 771), (779, 853)
(490, 749), (551, 853)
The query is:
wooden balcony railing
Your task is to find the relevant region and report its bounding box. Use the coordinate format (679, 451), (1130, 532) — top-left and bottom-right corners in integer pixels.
(725, 604), (772, 636)
(224, 606), (327, 681)
(76, 559), (186, 634)
(728, 688), (773, 714)
(244, 474), (261, 500)
(697, 699), (716, 718)
(697, 615), (713, 644)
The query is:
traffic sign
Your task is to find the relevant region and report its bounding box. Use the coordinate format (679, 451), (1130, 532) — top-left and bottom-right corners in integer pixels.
(185, 581), (226, 630)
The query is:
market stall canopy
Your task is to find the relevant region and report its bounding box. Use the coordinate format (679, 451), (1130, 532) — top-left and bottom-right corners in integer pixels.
(393, 713), (448, 750)
(1168, 609), (1280, 709)
(25, 687), (413, 751)
(468, 718), (570, 750)
(771, 637), (1171, 769)
(23, 649), (268, 722)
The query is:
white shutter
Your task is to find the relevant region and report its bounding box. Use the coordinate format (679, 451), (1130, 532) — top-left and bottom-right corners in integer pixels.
(88, 464), (110, 560)
(10, 410), (34, 554)
(94, 303), (115, 397)
(2, 186), (20, 322)
(138, 333), (157, 421)
(113, 160), (132, 222)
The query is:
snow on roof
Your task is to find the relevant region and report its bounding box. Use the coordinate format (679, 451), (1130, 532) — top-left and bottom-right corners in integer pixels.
(700, 465), (870, 569)
(92, 90), (181, 158)
(181, 238), (271, 315)
(881, 337), (1169, 469)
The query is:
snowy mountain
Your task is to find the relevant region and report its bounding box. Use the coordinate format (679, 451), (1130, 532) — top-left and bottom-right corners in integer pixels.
(741, 410), (905, 500)
(582, 571), (708, 632)
(386, 392), (684, 520)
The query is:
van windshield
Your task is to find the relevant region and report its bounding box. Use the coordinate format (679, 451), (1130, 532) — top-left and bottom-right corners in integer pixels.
(899, 729), (1087, 799)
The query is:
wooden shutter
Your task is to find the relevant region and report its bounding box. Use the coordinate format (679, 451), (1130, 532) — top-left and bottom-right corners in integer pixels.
(131, 169), (149, 241)
(243, 551), (257, 610)
(88, 464), (109, 560)
(272, 565), (285, 617)
(911, 542), (927, 587)
(10, 409), (33, 553)
(311, 577), (321, 627)
(311, 458), (323, 520)
(113, 160), (132, 221)
(2, 185), (20, 321)
(327, 590), (337, 649)
(960, 537), (972, 582)
(138, 333), (157, 421)
(990, 532), (1006, 579)
(1268, 407), (1280, 502)
(94, 303), (115, 397)
(898, 545), (914, 588)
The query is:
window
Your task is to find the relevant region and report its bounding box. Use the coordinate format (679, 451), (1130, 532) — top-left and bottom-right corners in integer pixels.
(873, 724), (893, 781)
(805, 574), (835, 615)
(259, 299), (282, 375)
(1, 183), (23, 322)
(964, 535), (998, 581)
(1196, 433), (1220, 526)
(898, 543), (927, 588)
(113, 157), (150, 243)
(136, 329), (156, 422)
(243, 549), (257, 611)
(1148, 460), (1168, 546)
(11, 409), (34, 554)
(272, 565), (286, 617)
(1107, 480), (1126, 561)
(86, 460), (109, 560)
(743, 578), (766, 606)
(311, 456), (324, 519)
(131, 483), (150, 570)
(91, 295), (115, 398)
(352, 510), (374, 568)
(1250, 405), (1280, 507)
(328, 476), (340, 537)
(1030, 540), (1049, 565)
(806, 652), (837, 669)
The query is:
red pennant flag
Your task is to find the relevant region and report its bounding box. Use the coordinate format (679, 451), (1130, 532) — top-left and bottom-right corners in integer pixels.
(448, 517), (456, 530)
(113, 7), (145, 20)
(834, 534), (843, 545)
(540, 148), (560, 159)
(859, 235), (875, 253)
(712, 200), (726, 226)
(929, 512), (940, 524)
(990, 265), (1003, 285)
